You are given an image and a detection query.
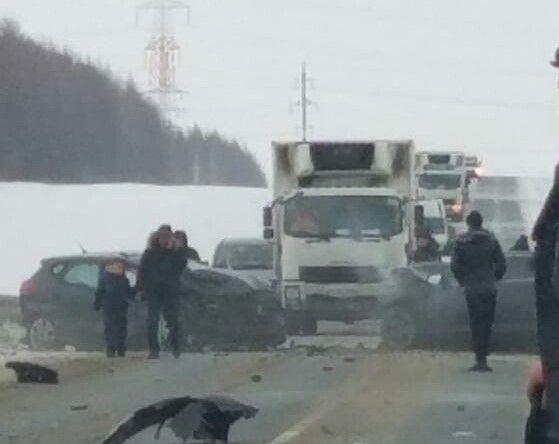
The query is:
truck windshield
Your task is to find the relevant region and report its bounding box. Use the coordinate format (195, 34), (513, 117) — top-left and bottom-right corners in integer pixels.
(418, 174), (462, 190)
(284, 196), (403, 238)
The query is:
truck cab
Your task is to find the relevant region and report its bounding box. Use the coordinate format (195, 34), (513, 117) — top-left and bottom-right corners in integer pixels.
(264, 140), (417, 334)
(416, 151), (468, 222)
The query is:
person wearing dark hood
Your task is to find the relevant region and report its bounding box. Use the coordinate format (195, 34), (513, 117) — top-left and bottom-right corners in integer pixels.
(531, 164), (559, 443)
(174, 230), (201, 262)
(137, 227), (188, 359)
(413, 226), (441, 263)
(451, 210), (506, 372)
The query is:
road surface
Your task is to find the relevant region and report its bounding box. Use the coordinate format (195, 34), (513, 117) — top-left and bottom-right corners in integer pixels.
(0, 322), (532, 444)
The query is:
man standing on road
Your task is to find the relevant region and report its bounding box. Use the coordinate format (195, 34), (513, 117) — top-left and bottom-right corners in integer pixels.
(532, 164), (559, 443)
(451, 210), (506, 372)
(137, 227), (188, 359)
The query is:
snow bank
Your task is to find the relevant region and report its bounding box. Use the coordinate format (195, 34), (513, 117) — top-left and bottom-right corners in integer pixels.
(0, 183), (270, 295)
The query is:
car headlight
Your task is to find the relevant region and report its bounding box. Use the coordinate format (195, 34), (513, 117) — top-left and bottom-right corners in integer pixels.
(284, 286), (302, 309)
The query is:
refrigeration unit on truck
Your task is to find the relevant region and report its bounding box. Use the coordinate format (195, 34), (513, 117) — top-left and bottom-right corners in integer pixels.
(415, 151), (468, 222)
(263, 140), (419, 334)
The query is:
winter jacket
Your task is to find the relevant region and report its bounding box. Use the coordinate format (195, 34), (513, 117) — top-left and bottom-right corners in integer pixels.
(450, 228), (506, 292)
(136, 246), (188, 296)
(94, 272), (134, 311)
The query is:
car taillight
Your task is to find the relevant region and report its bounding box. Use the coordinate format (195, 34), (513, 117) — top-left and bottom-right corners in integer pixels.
(20, 278), (37, 296)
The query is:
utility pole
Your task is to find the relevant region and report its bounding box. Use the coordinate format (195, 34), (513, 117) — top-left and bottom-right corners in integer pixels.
(292, 62), (312, 141)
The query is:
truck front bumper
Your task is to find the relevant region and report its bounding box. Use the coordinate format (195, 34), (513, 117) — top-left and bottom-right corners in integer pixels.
(282, 281), (399, 321)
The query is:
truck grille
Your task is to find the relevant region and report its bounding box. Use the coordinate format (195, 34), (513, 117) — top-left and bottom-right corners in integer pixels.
(299, 266), (382, 284)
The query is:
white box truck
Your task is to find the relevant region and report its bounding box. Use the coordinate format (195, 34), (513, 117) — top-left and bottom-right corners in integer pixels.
(415, 151), (468, 222)
(263, 140), (419, 334)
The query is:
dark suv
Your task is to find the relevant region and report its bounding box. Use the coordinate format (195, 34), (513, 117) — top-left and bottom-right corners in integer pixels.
(20, 252), (285, 351)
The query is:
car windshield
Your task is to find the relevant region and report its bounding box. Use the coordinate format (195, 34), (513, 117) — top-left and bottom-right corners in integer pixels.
(216, 243), (273, 270)
(418, 174), (462, 190)
(284, 195), (403, 238)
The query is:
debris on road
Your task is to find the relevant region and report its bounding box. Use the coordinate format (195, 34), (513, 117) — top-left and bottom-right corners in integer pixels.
(70, 402), (89, 411)
(102, 394), (258, 444)
(343, 356), (356, 363)
(5, 361), (58, 384)
(322, 366), (334, 372)
(250, 374), (262, 383)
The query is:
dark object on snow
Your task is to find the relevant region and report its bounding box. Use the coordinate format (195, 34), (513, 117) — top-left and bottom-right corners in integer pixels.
(250, 374), (262, 383)
(102, 395), (258, 444)
(5, 361), (58, 384)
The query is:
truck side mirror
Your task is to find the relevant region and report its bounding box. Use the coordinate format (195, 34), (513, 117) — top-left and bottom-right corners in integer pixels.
(414, 205), (425, 230)
(263, 206), (272, 227)
(263, 227), (274, 240)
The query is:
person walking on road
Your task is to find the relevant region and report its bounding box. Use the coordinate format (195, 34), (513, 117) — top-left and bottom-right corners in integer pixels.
(532, 164), (559, 443)
(451, 210), (506, 372)
(137, 227), (188, 359)
(94, 258), (135, 358)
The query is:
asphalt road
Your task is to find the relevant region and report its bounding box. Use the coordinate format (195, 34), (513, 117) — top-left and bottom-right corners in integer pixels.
(0, 322), (533, 444)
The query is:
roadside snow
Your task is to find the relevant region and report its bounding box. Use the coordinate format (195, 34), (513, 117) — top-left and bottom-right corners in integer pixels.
(0, 183), (270, 295)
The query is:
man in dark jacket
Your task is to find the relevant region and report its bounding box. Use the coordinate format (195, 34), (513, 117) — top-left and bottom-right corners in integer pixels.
(451, 210), (506, 372)
(137, 228), (188, 359)
(531, 164), (559, 443)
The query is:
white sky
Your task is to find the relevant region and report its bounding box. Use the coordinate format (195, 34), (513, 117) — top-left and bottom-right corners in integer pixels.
(2, 0), (559, 179)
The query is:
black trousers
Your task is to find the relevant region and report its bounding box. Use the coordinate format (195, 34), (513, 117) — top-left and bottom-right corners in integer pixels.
(147, 288), (180, 353)
(103, 307), (127, 351)
(465, 289), (496, 363)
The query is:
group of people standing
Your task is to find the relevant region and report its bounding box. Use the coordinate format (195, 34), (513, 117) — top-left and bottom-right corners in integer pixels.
(94, 225), (195, 359)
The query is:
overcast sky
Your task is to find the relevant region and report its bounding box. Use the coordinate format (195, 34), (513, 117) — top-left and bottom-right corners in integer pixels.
(2, 0), (559, 179)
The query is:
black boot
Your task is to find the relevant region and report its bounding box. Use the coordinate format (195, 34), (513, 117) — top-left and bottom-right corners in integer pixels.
(106, 347), (116, 358)
(117, 347), (126, 358)
(469, 356), (492, 372)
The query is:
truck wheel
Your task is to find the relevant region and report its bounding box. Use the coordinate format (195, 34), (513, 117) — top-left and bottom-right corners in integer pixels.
(301, 313), (318, 335)
(381, 307), (417, 350)
(285, 312), (301, 335)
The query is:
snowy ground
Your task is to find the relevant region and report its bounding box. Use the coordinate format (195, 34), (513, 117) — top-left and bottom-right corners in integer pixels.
(0, 183), (269, 295)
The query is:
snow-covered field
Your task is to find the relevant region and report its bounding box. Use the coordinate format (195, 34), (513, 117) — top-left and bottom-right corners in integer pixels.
(0, 183), (270, 295)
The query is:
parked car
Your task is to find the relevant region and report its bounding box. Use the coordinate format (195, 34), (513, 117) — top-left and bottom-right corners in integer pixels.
(212, 238), (274, 286)
(19, 252), (285, 351)
(381, 251), (536, 350)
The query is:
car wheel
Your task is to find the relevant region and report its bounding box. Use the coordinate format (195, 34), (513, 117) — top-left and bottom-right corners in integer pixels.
(381, 307), (418, 350)
(301, 313), (318, 335)
(28, 317), (56, 350)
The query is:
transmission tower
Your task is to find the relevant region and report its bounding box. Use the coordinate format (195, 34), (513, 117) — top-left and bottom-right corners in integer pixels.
(292, 62), (313, 141)
(137, 0), (190, 119)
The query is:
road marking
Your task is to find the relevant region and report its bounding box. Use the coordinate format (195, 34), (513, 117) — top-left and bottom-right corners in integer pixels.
(267, 359), (373, 444)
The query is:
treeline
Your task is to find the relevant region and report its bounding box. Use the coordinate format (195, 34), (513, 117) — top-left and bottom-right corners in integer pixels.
(0, 20), (266, 186)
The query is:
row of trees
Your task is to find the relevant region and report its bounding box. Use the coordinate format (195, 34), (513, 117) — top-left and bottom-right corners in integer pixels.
(0, 20), (266, 186)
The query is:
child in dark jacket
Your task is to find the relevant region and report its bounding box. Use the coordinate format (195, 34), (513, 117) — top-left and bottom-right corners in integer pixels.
(94, 259), (135, 357)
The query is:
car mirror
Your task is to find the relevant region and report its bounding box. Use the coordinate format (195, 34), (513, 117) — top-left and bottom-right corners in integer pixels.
(427, 274), (442, 286)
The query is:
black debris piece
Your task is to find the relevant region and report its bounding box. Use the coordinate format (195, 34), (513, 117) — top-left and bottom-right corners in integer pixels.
(5, 362), (58, 384)
(102, 395), (258, 444)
